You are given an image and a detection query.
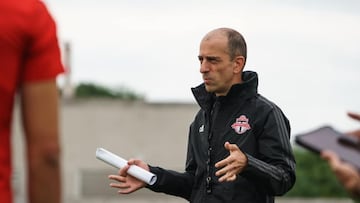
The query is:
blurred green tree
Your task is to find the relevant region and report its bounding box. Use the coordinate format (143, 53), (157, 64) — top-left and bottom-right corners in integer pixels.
(74, 83), (144, 101)
(286, 149), (349, 197)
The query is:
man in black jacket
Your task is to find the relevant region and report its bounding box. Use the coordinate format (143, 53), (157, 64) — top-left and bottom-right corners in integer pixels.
(109, 27), (296, 202)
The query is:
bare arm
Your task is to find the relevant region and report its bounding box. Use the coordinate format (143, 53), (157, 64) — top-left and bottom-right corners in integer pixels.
(21, 79), (61, 203)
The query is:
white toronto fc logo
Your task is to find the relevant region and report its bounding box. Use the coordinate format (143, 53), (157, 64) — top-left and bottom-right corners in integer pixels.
(231, 115), (251, 134)
(199, 124), (204, 133)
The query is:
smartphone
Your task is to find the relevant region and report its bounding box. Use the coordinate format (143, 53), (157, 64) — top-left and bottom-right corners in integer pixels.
(295, 125), (360, 171)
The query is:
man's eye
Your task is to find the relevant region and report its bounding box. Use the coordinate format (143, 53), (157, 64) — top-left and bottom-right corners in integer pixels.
(208, 57), (218, 63)
(198, 57), (203, 63)
(198, 56), (219, 64)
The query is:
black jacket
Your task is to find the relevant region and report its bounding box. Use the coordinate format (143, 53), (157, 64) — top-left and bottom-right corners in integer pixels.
(148, 71), (296, 202)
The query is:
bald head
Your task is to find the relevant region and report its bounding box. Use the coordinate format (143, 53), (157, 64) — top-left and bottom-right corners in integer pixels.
(202, 28), (247, 62)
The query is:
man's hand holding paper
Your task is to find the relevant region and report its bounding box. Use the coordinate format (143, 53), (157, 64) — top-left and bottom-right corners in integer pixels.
(95, 147), (156, 194)
(108, 159), (149, 194)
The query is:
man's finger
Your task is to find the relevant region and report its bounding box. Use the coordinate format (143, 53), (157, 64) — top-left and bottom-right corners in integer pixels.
(119, 165), (130, 176)
(226, 174), (237, 182)
(118, 187), (137, 194)
(109, 182), (129, 189)
(224, 142), (240, 152)
(215, 164), (232, 176)
(321, 150), (341, 170)
(348, 112), (360, 121)
(218, 170), (236, 182)
(127, 159), (137, 165)
(108, 175), (125, 182)
(228, 144), (239, 152)
(215, 157), (231, 168)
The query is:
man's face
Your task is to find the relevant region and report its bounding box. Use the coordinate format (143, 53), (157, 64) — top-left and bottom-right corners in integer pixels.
(198, 35), (239, 96)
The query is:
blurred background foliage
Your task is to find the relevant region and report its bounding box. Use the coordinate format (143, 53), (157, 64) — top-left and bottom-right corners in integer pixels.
(73, 82), (144, 101)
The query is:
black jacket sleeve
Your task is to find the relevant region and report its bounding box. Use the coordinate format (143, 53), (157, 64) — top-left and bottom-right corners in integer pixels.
(146, 166), (194, 200)
(242, 106), (296, 195)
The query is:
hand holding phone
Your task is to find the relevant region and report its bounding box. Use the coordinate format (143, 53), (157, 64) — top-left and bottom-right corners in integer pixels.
(295, 126), (360, 171)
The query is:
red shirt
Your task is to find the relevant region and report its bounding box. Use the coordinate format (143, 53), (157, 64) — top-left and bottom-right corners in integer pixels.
(0, 0), (64, 202)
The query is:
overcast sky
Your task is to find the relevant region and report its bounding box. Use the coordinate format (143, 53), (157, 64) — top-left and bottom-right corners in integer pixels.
(44, 0), (360, 135)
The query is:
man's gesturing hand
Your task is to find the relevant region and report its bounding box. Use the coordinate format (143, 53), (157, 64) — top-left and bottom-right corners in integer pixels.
(215, 142), (248, 182)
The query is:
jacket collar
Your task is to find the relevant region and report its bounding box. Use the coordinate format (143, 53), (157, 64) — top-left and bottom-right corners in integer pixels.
(191, 71), (259, 111)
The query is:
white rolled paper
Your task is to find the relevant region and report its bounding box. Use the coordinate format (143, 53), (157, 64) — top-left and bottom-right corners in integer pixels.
(95, 147), (157, 185)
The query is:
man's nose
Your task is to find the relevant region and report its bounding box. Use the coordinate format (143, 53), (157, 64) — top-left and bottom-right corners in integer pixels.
(200, 62), (210, 73)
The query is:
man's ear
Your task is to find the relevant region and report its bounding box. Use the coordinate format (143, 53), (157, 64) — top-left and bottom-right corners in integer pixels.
(233, 56), (245, 74)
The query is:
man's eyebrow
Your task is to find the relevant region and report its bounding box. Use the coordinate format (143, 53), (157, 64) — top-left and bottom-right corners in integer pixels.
(198, 55), (221, 60)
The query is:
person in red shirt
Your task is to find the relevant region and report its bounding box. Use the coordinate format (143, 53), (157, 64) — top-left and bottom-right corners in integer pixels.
(0, 0), (64, 202)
